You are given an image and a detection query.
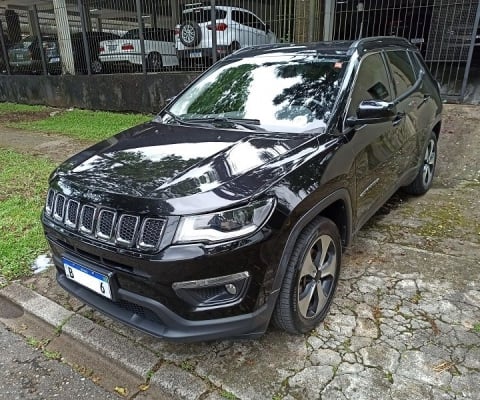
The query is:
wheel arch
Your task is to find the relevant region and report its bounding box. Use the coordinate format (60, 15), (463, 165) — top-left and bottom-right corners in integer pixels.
(270, 189), (353, 297)
(432, 120), (441, 139)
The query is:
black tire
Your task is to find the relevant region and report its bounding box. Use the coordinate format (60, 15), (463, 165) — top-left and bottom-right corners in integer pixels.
(272, 217), (341, 334)
(229, 41), (241, 54)
(90, 59), (102, 74)
(179, 21), (202, 47)
(403, 131), (438, 195)
(147, 52), (163, 71)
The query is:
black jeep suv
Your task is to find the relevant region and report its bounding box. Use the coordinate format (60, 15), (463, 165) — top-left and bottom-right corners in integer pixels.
(42, 37), (442, 341)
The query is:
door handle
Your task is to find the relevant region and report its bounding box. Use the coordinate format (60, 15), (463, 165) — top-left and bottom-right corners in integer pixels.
(392, 112), (405, 126)
(418, 94), (431, 108)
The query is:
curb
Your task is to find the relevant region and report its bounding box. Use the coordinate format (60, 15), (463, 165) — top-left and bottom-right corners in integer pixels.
(0, 282), (211, 400)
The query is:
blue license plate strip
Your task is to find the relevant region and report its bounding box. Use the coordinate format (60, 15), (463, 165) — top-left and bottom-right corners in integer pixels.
(63, 258), (113, 300)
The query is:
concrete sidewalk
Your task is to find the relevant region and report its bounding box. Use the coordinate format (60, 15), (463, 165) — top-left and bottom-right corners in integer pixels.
(0, 104), (479, 400)
(0, 320), (117, 400)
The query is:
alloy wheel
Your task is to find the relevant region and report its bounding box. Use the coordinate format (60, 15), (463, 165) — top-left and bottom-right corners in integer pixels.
(297, 234), (338, 319)
(422, 138), (436, 187)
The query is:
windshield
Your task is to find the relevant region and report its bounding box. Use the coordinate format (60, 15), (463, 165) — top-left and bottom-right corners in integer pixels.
(12, 36), (35, 49)
(165, 53), (348, 133)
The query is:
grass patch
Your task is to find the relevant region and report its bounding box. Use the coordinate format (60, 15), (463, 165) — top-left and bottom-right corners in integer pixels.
(473, 324), (480, 333)
(0, 102), (49, 113)
(220, 390), (238, 400)
(0, 149), (55, 280)
(43, 349), (62, 360)
(10, 108), (152, 142)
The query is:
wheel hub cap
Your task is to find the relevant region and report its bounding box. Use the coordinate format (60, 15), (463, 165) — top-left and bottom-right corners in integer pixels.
(422, 138), (436, 187)
(297, 234), (337, 319)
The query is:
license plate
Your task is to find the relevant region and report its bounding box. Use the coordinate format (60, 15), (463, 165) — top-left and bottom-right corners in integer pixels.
(410, 38), (424, 44)
(63, 258), (112, 299)
(49, 57), (60, 63)
(108, 45), (117, 51)
(189, 51), (202, 58)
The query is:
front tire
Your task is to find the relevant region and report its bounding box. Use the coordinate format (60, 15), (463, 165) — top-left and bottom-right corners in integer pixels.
(404, 131), (437, 195)
(273, 217), (341, 334)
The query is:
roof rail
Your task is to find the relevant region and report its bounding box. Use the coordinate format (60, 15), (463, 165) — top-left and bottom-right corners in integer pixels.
(183, 2), (205, 10)
(351, 36), (414, 51)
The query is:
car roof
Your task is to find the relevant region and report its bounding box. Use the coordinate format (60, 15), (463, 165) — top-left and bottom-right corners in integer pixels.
(183, 5), (249, 13)
(230, 36), (417, 59)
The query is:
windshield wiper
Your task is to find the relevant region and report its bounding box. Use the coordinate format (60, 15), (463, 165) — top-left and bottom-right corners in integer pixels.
(162, 109), (190, 125)
(184, 117), (265, 131)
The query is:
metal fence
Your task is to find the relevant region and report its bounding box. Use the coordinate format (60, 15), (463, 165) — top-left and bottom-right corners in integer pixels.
(330, 0), (480, 101)
(1, 0), (480, 101)
(0, 0), (319, 75)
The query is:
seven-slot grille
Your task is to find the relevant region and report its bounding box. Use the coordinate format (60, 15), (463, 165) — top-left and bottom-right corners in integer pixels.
(44, 189), (165, 251)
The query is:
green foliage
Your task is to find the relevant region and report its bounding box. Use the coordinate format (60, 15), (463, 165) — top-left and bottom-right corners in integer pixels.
(180, 360), (195, 372)
(220, 390), (238, 400)
(0, 102), (49, 113)
(186, 64), (255, 116)
(473, 324), (480, 333)
(0, 150), (54, 280)
(9, 109), (152, 142)
(43, 350), (62, 360)
(26, 337), (49, 349)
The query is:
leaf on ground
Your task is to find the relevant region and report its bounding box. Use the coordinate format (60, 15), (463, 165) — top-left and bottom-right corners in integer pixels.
(433, 360), (455, 373)
(114, 386), (128, 396)
(139, 383), (150, 391)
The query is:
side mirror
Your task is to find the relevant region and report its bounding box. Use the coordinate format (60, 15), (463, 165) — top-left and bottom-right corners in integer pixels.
(346, 100), (395, 127)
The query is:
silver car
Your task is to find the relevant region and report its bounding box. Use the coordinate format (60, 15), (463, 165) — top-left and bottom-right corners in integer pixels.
(99, 28), (179, 72)
(175, 6), (278, 66)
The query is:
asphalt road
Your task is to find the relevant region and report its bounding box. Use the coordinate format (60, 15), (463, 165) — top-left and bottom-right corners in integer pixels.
(0, 321), (116, 400)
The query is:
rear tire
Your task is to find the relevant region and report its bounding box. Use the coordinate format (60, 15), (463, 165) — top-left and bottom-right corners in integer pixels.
(90, 59), (102, 74)
(403, 131), (437, 195)
(229, 41), (241, 54)
(272, 217), (341, 334)
(147, 52), (163, 71)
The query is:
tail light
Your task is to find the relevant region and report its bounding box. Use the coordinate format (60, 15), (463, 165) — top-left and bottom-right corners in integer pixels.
(207, 23), (228, 32)
(99, 46), (105, 53)
(174, 25), (181, 35)
(121, 43), (135, 51)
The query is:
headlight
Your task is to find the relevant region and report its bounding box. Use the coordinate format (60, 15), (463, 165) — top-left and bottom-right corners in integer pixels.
(174, 198), (275, 244)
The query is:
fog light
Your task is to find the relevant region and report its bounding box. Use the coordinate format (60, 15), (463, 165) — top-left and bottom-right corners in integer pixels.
(172, 271), (250, 311)
(225, 284), (237, 295)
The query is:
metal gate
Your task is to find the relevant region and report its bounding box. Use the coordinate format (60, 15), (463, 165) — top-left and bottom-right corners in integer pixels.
(331, 0), (480, 101)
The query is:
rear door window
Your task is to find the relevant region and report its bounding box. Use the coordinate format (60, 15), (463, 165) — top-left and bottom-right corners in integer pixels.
(385, 50), (417, 96)
(144, 29), (174, 42)
(231, 11), (246, 26)
(183, 8), (227, 23)
(248, 13), (265, 30)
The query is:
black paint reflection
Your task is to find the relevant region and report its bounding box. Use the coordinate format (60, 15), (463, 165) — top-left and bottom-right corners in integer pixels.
(169, 54), (347, 133)
(273, 61), (344, 123)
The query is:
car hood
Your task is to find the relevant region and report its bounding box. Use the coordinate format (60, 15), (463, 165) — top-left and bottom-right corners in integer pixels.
(53, 122), (322, 215)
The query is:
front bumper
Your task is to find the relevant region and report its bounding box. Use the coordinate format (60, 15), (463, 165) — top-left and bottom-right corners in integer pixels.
(43, 213), (279, 341)
(56, 270), (272, 342)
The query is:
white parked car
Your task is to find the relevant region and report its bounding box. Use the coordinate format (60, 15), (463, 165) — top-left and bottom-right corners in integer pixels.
(175, 6), (277, 65)
(99, 28), (179, 71)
